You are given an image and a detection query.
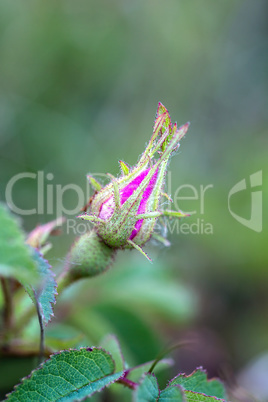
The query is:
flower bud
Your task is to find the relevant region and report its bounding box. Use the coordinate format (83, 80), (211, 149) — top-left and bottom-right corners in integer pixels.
(80, 103), (189, 261)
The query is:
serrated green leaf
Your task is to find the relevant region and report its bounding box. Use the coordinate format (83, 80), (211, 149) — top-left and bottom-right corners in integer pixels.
(169, 368), (227, 400)
(183, 391), (226, 401)
(6, 347), (124, 401)
(159, 385), (185, 401)
(24, 248), (57, 325)
(0, 203), (38, 283)
(135, 373), (160, 402)
(99, 334), (125, 372)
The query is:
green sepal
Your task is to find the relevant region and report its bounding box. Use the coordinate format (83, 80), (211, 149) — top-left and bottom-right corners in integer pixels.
(163, 210), (190, 218)
(151, 233), (171, 247)
(87, 174), (102, 192)
(77, 213), (105, 224)
(119, 160), (130, 175)
(127, 240), (152, 263)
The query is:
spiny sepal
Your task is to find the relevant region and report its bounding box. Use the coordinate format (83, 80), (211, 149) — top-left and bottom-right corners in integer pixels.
(163, 210), (190, 218)
(119, 160), (130, 175)
(127, 239), (152, 263)
(77, 213), (105, 224)
(87, 174), (102, 192)
(151, 232), (171, 247)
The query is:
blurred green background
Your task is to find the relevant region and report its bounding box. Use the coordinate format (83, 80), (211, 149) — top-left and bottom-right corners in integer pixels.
(0, 0), (267, 400)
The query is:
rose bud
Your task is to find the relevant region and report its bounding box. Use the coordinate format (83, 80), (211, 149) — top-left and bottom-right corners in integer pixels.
(79, 102), (189, 262)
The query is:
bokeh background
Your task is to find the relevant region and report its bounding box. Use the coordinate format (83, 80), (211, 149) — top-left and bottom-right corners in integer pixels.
(0, 1), (267, 400)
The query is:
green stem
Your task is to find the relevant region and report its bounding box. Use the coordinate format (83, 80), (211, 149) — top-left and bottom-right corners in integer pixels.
(35, 297), (45, 364)
(13, 269), (73, 336)
(148, 341), (192, 373)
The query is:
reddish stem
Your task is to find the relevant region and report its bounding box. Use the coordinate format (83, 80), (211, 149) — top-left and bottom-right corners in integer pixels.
(117, 371), (138, 390)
